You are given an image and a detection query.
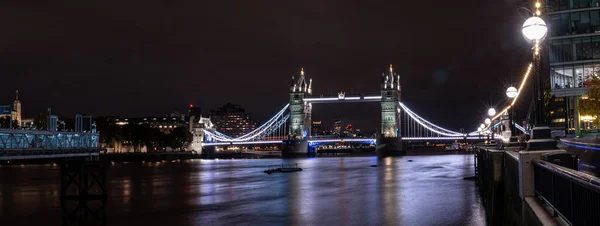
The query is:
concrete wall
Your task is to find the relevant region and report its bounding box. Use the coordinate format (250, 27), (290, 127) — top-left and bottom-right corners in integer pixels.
(476, 147), (564, 226)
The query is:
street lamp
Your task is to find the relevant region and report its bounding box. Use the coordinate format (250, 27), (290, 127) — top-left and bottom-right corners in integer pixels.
(522, 2), (548, 131)
(485, 118), (491, 125)
(506, 86), (517, 139)
(488, 108), (496, 117)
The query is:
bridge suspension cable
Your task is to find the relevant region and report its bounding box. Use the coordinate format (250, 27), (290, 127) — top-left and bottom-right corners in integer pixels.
(203, 104), (290, 142)
(399, 102), (465, 137)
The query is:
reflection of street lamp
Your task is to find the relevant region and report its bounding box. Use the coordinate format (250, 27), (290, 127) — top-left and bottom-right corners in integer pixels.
(506, 87), (517, 138)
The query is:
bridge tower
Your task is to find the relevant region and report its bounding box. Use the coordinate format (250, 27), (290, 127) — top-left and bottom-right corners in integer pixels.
(377, 64), (405, 156)
(283, 68), (312, 157)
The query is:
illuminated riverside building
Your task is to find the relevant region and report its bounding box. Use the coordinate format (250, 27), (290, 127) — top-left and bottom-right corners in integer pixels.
(333, 119), (342, 136)
(311, 120), (323, 136)
(209, 103), (257, 137)
(546, 0), (600, 136)
(107, 115), (187, 134)
(0, 90), (22, 127)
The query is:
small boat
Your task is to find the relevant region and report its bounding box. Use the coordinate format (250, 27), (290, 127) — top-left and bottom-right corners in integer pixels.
(264, 164), (303, 174)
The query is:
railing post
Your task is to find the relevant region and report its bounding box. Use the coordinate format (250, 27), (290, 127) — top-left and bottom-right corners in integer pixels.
(569, 180), (574, 222)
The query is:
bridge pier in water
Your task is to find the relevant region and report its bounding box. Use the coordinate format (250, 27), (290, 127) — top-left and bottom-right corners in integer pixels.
(376, 137), (405, 157)
(281, 139), (311, 157)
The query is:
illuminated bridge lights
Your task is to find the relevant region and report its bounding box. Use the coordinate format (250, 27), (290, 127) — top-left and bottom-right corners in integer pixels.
(399, 102), (465, 137)
(303, 96), (382, 103)
(204, 94), (505, 145)
(202, 140), (283, 146)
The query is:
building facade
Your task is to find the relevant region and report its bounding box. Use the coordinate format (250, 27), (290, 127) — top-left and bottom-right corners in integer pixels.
(1, 90), (21, 128)
(546, 0), (600, 136)
(210, 103), (257, 137)
(12, 90), (21, 126)
(311, 120), (323, 136)
(333, 119), (342, 136)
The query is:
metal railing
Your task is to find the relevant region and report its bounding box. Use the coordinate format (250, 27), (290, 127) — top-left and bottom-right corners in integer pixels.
(533, 160), (600, 225)
(0, 129), (99, 151)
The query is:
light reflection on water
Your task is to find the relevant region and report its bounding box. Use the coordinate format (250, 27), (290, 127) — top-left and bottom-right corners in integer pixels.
(0, 155), (486, 225)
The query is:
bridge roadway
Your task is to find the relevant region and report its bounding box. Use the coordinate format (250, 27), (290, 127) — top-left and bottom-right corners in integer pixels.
(201, 136), (489, 147)
(0, 129), (101, 161)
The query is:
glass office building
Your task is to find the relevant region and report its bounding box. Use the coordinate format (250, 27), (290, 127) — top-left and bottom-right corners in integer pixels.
(546, 0), (600, 136)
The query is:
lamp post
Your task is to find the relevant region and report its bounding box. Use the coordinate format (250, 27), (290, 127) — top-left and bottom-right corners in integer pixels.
(488, 108), (496, 139)
(522, 2), (557, 151)
(522, 2), (548, 131)
(506, 86), (518, 139)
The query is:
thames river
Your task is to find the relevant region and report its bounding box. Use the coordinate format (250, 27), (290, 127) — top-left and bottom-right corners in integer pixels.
(0, 155), (486, 225)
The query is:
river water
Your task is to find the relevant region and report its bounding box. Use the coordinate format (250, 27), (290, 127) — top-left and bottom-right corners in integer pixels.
(0, 155), (486, 225)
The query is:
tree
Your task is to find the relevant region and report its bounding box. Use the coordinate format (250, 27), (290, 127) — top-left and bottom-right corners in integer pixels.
(170, 126), (192, 151)
(0, 116), (10, 128)
(33, 112), (49, 130)
(578, 75), (600, 127)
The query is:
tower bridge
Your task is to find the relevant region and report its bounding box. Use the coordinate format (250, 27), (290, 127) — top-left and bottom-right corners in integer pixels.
(199, 65), (526, 157)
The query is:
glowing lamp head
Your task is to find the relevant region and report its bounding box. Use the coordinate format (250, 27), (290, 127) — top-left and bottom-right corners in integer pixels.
(189, 104), (194, 108)
(506, 86), (518, 98)
(485, 118), (491, 125)
(522, 16), (547, 41)
(479, 123), (485, 129)
(488, 108), (496, 117)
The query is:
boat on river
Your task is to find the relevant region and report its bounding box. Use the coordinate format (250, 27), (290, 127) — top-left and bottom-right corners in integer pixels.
(264, 164), (303, 174)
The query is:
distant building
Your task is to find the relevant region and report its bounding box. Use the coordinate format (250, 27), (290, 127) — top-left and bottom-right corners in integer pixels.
(188, 104), (201, 119)
(12, 90), (21, 126)
(75, 114), (93, 132)
(48, 115), (58, 131)
(21, 118), (34, 128)
(333, 119), (342, 136)
(112, 116), (187, 134)
(1, 90), (21, 127)
(311, 120), (323, 136)
(210, 103), (257, 137)
(190, 116), (214, 151)
(343, 124), (355, 137)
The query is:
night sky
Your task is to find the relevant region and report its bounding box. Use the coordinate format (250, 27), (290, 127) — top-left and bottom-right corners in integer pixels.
(0, 0), (536, 132)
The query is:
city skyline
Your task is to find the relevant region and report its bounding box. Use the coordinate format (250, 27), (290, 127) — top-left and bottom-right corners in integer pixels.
(0, 0), (534, 132)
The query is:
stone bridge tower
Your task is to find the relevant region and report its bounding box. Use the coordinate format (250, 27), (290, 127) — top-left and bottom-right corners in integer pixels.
(283, 68), (312, 157)
(288, 68), (312, 139)
(377, 64), (404, 156)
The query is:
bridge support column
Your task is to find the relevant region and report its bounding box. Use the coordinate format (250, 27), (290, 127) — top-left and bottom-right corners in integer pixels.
(281, 139), (309, 157)
(377, 64), (404, 157)
(376, 137), (405, 157)
(60, 161), (107, 225)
